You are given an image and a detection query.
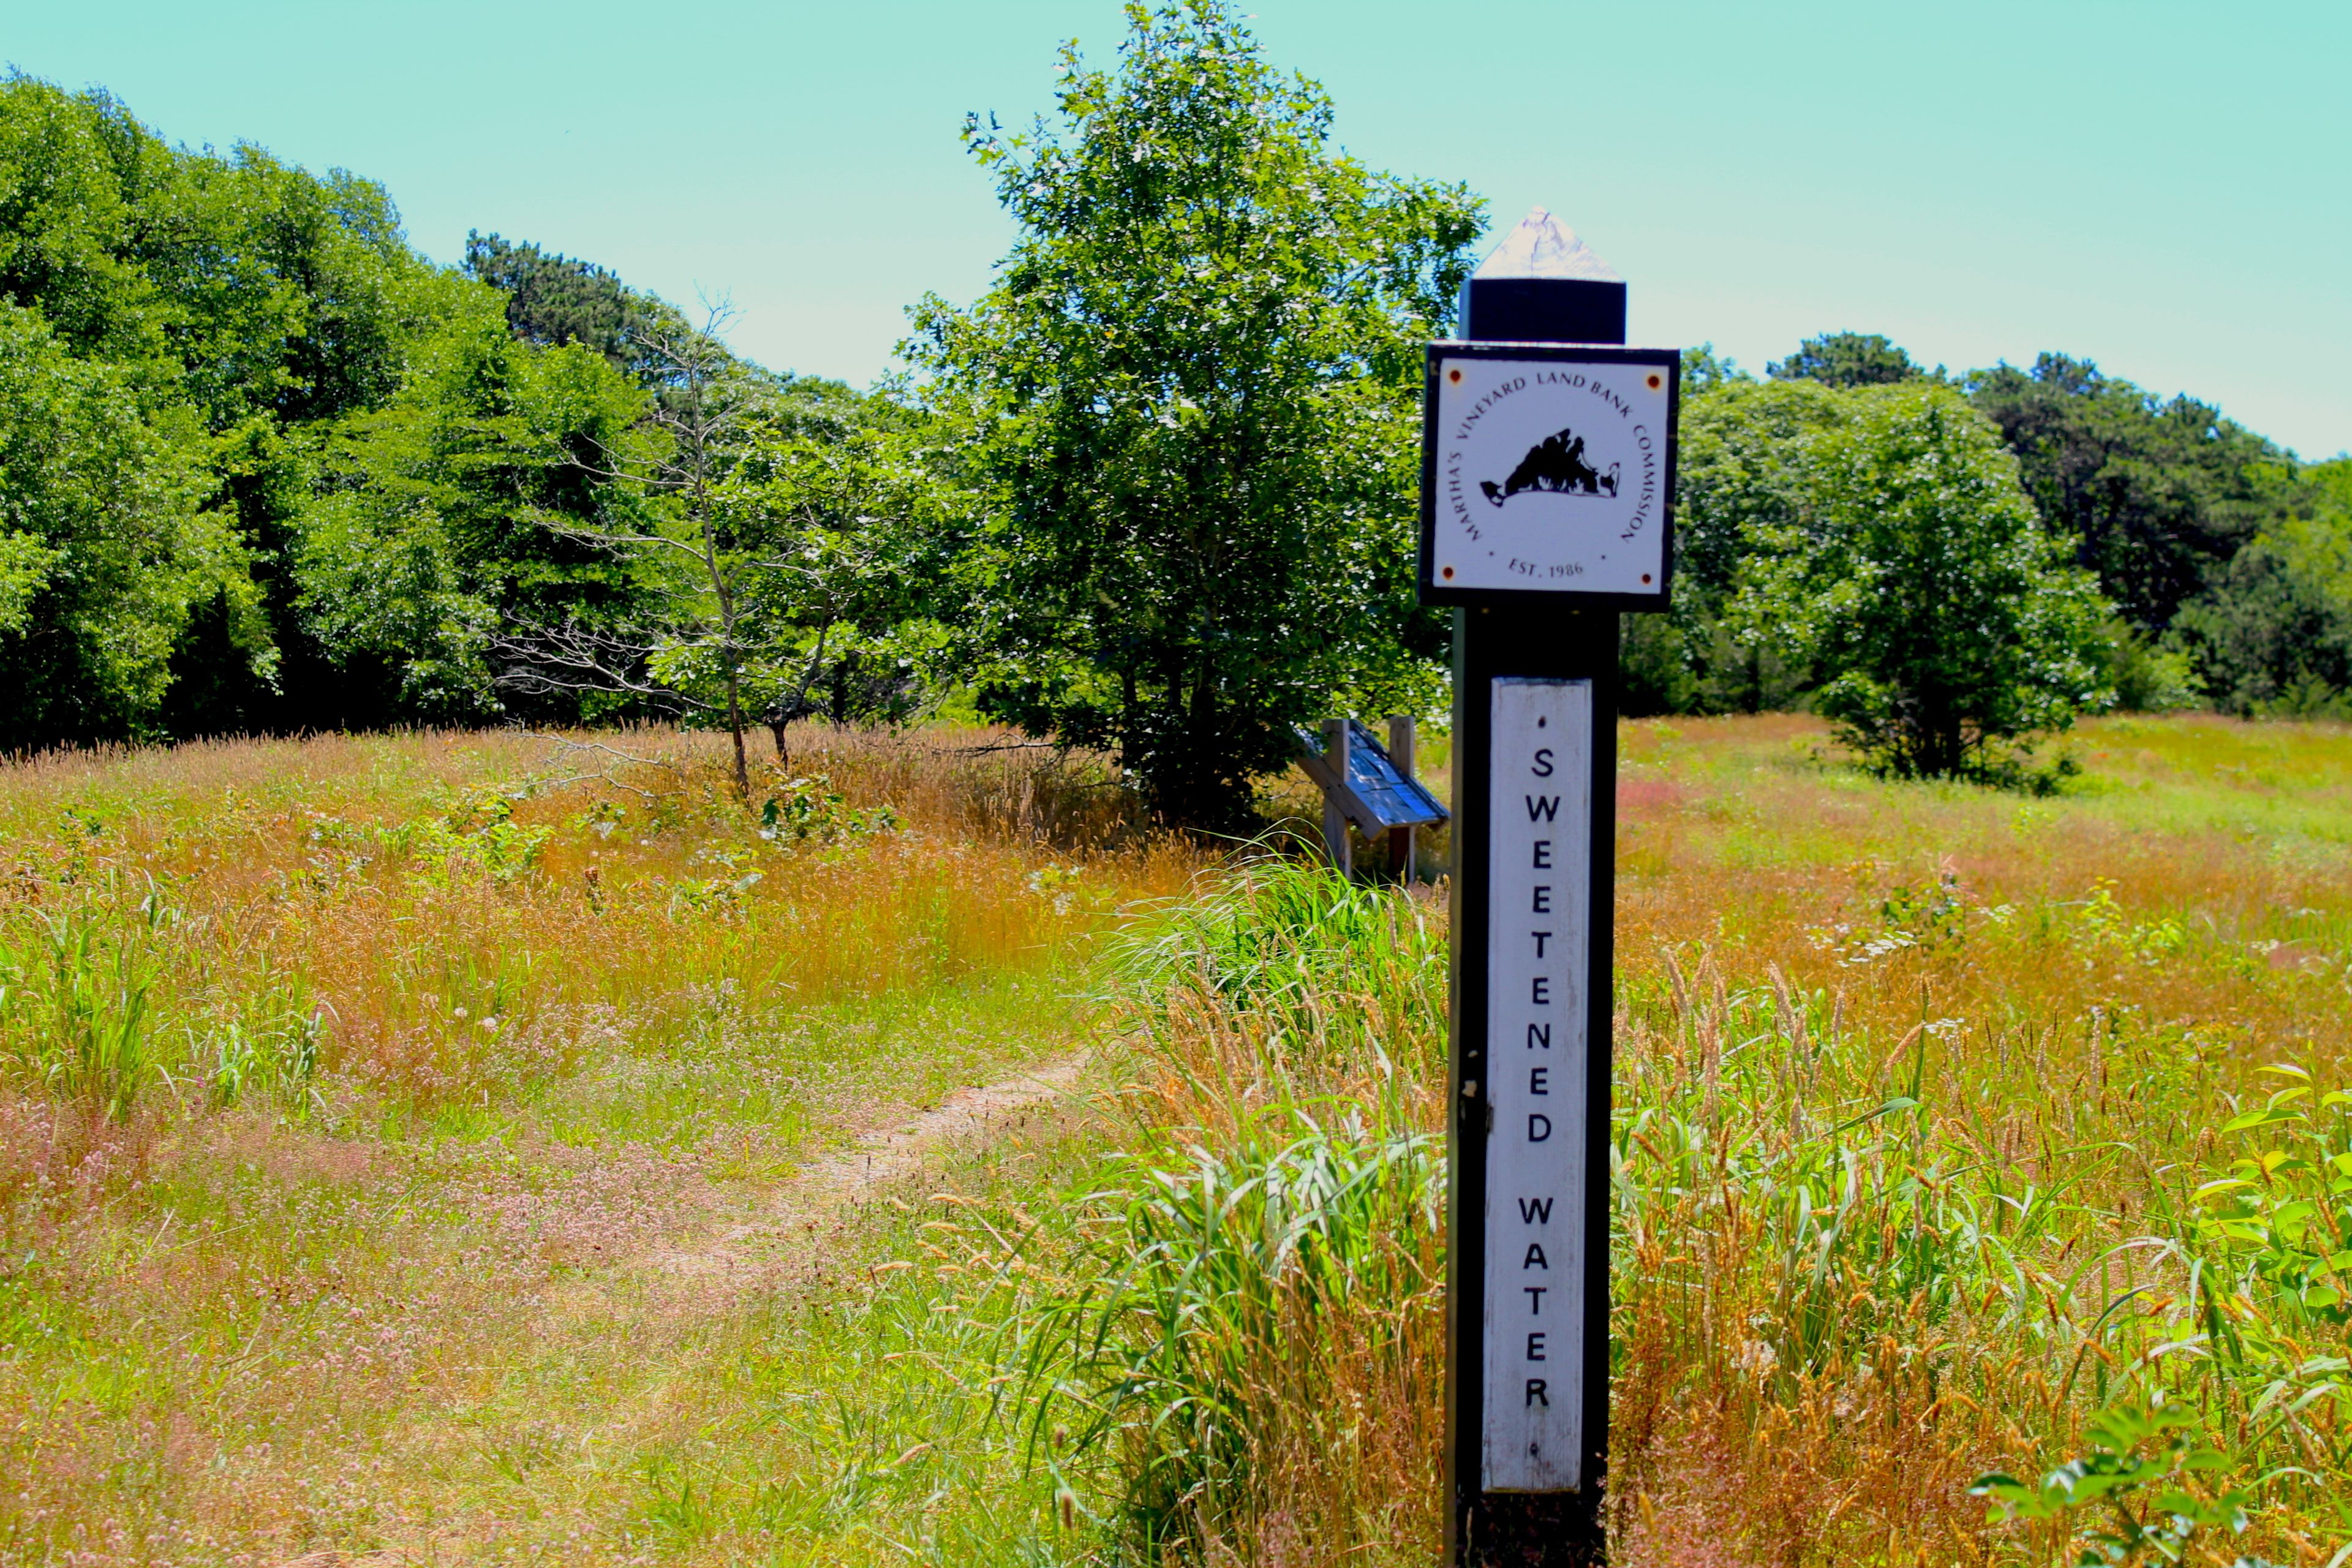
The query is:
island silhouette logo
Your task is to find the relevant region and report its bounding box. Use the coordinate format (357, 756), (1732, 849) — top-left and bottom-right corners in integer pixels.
(1479, 426), (1619, 507)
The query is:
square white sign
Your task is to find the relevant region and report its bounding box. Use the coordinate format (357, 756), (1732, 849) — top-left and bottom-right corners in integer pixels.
(1420, 346), (1678, 603)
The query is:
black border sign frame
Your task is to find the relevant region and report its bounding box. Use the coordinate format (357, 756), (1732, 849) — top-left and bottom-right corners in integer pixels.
(1417, 341), (1682, 612)
(1445, 615), (1616, 1566)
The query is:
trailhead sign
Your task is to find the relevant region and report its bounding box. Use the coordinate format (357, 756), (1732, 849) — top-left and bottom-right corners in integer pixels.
(1425, 206), (1679, 1567)
(1480, 676), (1596, 1491)
(1423, 346), (1677, 603)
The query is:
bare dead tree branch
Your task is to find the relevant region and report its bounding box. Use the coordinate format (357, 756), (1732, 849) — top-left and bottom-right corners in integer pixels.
(489, 620), (707, 710)
(510, 733), (691, 800)
(952, 740), (1068, 755)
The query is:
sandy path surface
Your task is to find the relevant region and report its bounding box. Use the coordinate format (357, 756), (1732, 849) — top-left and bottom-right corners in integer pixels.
(644, 1050), (1090, 1287)
(263, 1050), (1096, 1568)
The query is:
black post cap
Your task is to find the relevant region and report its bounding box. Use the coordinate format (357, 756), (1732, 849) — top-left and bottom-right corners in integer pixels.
(1460, 206), (1627, 347)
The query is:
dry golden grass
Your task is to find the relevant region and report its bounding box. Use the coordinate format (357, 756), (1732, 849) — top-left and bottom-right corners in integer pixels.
(1599, 714), (2352, 1565)
(0, 725), (1205, 1566)
(984, 712), (2352, 1567)
(9, 712), (2352, 1566)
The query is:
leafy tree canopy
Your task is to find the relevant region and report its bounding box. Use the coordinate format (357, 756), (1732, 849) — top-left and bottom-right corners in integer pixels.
(908, 0), (1482, 827)
(464, 232), (654, 367)
(2172, 457), (2352, 717)
(0, 72), (874, 749)
(0, 301), (256, 744)
(1621, 377), (1860, 717)
(1675, 377), (1856, 600)
(1733, 385), (2113, 778)
(1965, 352), (2291, 633)
(5, 56), (2345, 766)
(1769, 331), (1930, 390)
(294, 290), (658, 725)
(0, 72), (437, 741)
(461, 231), (887, 437)
(1678, 342), (1749, 396)
(1641, 333), (2347, 729)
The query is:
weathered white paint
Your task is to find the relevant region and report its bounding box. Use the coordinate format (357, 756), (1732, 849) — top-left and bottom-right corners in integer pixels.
(1481, 677), (1593, 1492)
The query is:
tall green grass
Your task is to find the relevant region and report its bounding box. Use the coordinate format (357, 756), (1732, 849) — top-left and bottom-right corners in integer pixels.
(979, 844), (2352, 1564)
(1611, 956), (2352, 1562)
(981, 857), (1448, 1561)
(0, 877), (165, 1119)
(0, 875), (327, 1119)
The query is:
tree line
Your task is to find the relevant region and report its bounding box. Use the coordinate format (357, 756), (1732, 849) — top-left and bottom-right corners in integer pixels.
(1651, 335), (2351, 734)
(2, 1), (2346, 822)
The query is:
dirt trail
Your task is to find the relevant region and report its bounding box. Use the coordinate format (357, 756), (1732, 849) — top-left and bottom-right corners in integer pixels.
(262, 1053), (1098, 1568)
(646, 1050), (1090, 1286)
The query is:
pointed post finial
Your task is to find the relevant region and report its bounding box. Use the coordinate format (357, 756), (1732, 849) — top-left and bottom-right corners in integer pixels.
(1459, 205), (1627, 345)
(1476, 206), (1621, 283)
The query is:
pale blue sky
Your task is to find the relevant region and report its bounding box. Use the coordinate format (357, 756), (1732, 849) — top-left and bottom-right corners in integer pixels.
(9, 1), (2346, 456)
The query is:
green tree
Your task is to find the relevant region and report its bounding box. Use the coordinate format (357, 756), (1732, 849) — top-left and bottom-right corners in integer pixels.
(2172, 459), (2352, 717)
(0, 74), (505, 739)
(464, 232), (650, 367)
(1676, 378), (1857, 608)
(1733, 385), (2112, 778)
(294, 282), (656, 724)
(0, 303), (261, 742)
(1624, 377), (1858, 716)
(669, 426), (946, 766)
(489, 315), (753, 786)
(461, 231), (886, 442)
(907, 0), (1480, 828)
(489, 311), (940, 793)
(1966, 353), (2285, 633)
(0, 74), (930, 748)
(1769, 331), (1928, 389)
(1677, 342), (1749, 396)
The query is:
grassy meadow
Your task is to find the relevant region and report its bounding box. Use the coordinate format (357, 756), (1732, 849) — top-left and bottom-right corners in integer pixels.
(4, 715), (2351, 1565)
(0, 728), (1201, 1563)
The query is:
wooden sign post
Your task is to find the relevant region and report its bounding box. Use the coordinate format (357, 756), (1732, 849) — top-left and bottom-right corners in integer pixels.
(1420, 207), (1679, 1566)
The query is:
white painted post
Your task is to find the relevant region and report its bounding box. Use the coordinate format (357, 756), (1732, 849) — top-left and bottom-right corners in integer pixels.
(1422, 206), (1679, 1564)
(1480, 678), (1594, 1490)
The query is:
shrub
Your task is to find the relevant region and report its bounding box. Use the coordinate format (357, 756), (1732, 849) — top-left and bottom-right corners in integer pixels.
(1733, 385), (2114, 778)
